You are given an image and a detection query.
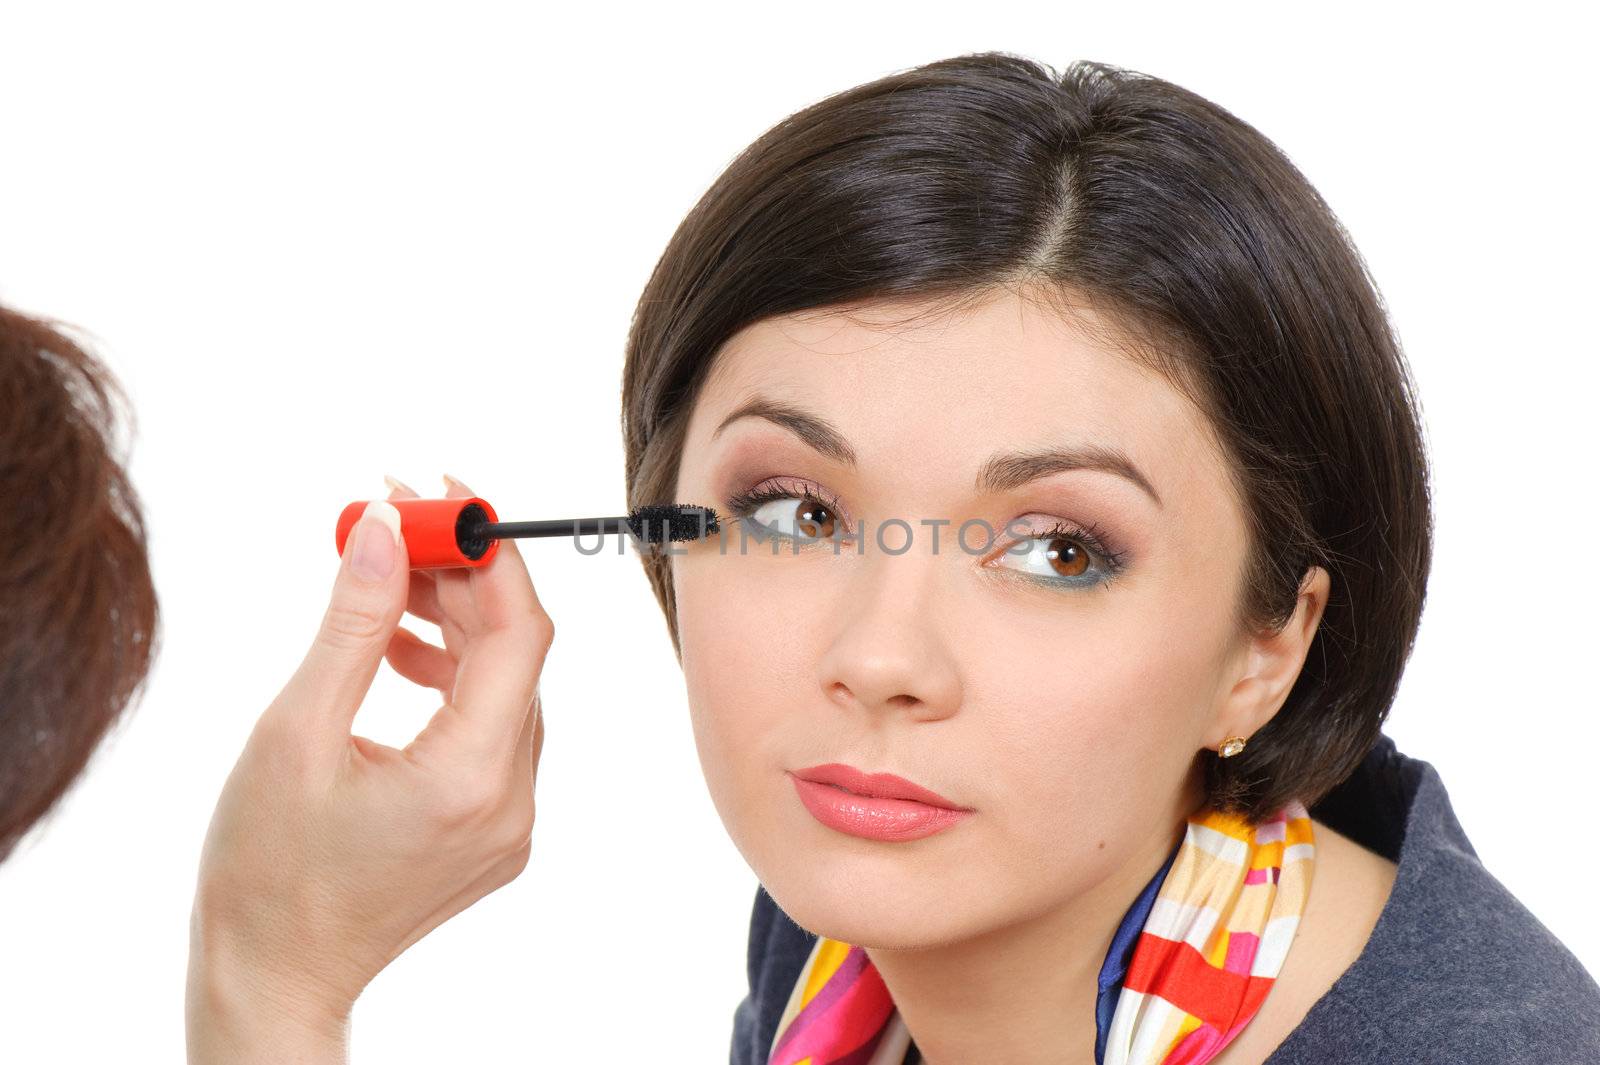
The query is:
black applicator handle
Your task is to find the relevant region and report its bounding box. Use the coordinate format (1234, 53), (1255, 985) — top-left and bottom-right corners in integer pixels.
(471, 504), (721, 544)
(477, 516), (633, 538)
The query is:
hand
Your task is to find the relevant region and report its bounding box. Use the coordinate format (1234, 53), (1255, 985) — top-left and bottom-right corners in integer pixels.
(186, 474), (553, 1064)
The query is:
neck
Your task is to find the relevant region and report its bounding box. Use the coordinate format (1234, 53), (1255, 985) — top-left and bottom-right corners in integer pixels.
(863, 811), (1190, 1065)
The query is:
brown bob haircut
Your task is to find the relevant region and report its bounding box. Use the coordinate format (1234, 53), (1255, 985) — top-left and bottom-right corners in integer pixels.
(621, 53), (1433, 822)
(0, 304), (159, 861)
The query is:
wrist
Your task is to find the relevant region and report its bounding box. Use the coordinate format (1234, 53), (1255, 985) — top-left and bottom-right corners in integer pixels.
(186, 905), (355, 1064)
(186, 947), (352, 1065)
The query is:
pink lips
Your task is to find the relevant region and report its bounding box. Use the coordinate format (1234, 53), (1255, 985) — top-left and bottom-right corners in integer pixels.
(790, 763), (973, 842)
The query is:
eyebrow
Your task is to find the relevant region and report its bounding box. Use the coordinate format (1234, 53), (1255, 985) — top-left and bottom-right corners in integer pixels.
(711, 394), (1164, 508)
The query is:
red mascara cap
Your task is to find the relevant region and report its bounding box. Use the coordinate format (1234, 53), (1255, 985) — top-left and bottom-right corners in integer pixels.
(334, 496), (501, 570)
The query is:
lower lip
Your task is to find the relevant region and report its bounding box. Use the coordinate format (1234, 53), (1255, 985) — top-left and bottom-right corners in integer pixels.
(791, 775), (973, 841)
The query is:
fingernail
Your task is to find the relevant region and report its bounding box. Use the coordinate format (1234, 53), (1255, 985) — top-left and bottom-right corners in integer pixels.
(352, 500), (401, 582)
(384, 473), (417, 496)
(442, 472), (471, 493)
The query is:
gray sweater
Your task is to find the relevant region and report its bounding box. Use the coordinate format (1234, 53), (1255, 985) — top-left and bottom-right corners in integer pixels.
(729, 733), (1600, 1063)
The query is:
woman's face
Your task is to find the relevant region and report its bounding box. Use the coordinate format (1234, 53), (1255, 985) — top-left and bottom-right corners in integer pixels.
(669, 285), (1260, 948)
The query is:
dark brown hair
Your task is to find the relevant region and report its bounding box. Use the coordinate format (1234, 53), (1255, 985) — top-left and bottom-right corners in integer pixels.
(0, 303), (159, 861)
(621, 53), (1433, 821)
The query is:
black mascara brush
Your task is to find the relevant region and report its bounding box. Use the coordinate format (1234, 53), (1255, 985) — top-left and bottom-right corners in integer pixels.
(333, 495), (721, 569)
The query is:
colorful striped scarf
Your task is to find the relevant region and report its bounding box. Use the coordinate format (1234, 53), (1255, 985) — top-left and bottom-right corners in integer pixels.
(765, 801), (1316, 1065)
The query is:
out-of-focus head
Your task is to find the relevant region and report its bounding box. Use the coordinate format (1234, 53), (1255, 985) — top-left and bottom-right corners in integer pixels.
(0, 302), (159, 862)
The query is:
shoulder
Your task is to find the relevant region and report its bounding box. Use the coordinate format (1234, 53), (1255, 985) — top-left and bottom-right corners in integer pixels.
(1267, 744), (1600, 1063)
(729, 882), (819, 1065)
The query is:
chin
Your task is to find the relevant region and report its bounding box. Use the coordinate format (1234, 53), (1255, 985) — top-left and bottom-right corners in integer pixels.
(757, 855), (992, 951)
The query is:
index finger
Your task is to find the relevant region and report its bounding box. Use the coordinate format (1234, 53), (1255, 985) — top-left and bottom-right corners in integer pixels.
(427, 475), (556, 765)
(437, 473), (551, 639)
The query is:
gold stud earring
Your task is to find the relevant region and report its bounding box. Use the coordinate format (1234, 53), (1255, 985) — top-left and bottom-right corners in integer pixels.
(1218, 736), (1248, 758)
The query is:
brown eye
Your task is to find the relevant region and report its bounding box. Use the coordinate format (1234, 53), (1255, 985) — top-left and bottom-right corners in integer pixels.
(991, 520), (1125, 589)
(792, 499), (837, 540)
(741, 494), (843, 541)
(1044, 537), (1090, 578)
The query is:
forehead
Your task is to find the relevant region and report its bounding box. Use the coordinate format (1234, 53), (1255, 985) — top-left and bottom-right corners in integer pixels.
(686, 288), (1228, 503)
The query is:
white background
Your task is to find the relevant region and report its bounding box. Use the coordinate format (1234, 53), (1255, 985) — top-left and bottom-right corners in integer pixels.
(1, 3), (1595, 1061)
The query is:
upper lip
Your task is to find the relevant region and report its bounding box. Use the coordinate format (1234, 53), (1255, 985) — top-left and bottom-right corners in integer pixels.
(792, 763), (972, 811)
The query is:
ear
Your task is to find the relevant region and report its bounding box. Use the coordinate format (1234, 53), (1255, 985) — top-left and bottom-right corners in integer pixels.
(1210, 565), (1331, 750)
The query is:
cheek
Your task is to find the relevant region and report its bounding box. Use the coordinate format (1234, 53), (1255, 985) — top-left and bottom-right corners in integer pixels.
(673, 551), (814, 859)
(961, 597), (1222, 870)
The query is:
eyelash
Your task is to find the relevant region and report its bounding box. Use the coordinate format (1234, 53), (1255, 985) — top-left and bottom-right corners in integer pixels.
(722, 480), (1131, 589)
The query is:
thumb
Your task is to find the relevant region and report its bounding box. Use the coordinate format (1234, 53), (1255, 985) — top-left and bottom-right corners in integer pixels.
(275, 499), (411, 743)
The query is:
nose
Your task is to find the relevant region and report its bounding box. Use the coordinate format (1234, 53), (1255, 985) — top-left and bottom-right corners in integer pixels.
(815, 549), (963, 722)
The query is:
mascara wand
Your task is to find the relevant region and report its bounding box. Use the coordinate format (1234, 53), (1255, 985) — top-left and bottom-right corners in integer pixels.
(333, 496), (721, 570)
